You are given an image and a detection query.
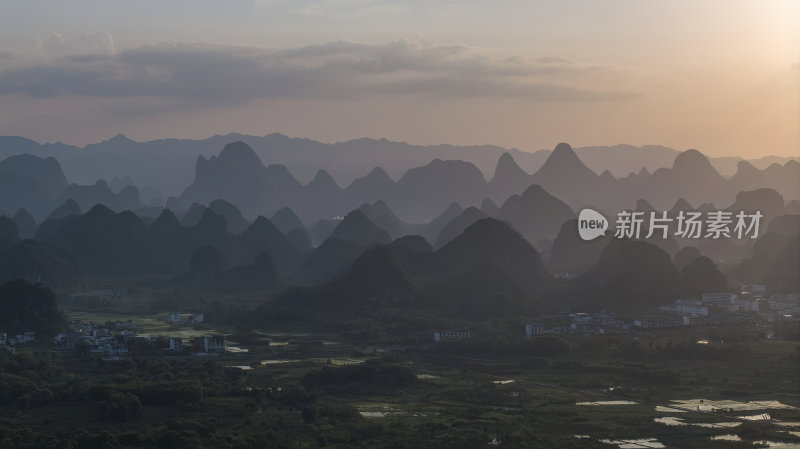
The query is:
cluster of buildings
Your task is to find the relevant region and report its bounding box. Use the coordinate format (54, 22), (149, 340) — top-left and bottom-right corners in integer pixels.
(526, 290), (799, 336)
(654, 290), (800, 328)
(432, 289), (798, 343)
(52, 317), (227, 358)
(523, 313), (629, 337)
(633, 313), (759, 329)
(426, 290), (798, 343)
(0, 331), (36, 353)
(162, 313), (223, 355)
(765, 293), (800, 319)
(54, 319), (133, 358)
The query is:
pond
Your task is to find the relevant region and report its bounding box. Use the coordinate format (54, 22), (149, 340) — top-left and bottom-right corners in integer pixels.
(226, 346), (249, 353)
(598, 438), (665, 448)
(655, 416), (740, 428)
(261, 359), (301, 365)
(577, 400), (638, 406)
(357, 405), (419, 419)
(659, 399), (796, 413)
(711, 435), (800, 448)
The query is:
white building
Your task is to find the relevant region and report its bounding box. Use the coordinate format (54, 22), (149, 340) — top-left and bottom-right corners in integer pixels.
(634, 316), (685, 329)
(104, 343), (129, 357)
(9, 332), (37, 345)
(736, 299), (760, 312)
(433, 330), (471, 343)
(168, 337), (183, 352)
(664, 300), (710, 316)
(570, 322), (591, 333)
(525, 323), (544, 337)
(702, 293), (737, 305)
(202, 335), (225, 353)
(770, 300), (800, 314)
(120, 330), (136, 341)
(569, 313), (592, 323)
(678, 304), (709, 316)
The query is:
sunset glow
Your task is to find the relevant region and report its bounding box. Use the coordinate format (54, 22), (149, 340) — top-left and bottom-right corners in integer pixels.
(0, 0), (797, 157)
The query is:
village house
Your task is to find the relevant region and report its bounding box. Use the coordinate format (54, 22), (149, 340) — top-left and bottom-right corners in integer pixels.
(660, 299), (709, 317)
(735, 297), (760, 312)
(202, 335), (225, 353)
(433, 330), (471, 343)
(104, 342), (129, 357)
(525, 322), (544, 337)
(168, 337), (183, 352)
(709, 312), (758, 325)
(633, 316), (685, 329)
(593, 313), (625, 330)
(702, 292), (737, 305)
(684, 315), (713, 326)
(769, 295), (800, 316)
(56, 320), (132, 358)
(1, 331), (36, 348)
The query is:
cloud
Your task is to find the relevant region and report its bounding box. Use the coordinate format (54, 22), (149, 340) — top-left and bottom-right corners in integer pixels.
(35, 31), (116, 57)
(0, 37), (638, 104)
(253, 0), (409, 17)
(534, 56), (573, 65)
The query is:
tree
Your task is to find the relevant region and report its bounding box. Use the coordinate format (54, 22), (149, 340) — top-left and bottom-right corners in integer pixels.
(0, 278), (63, 338)
(682, 256), (727, 296)
(98, 391), (141, 421)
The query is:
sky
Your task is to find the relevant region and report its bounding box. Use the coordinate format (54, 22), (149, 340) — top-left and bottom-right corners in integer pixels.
(0, 0), (797, 158)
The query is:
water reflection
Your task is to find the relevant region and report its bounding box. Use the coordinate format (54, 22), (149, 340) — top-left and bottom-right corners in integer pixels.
(599, 438), (665, 448)
(577, 400), (637, 406)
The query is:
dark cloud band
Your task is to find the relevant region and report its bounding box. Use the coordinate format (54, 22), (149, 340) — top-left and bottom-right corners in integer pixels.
(0, 39), (639, 103)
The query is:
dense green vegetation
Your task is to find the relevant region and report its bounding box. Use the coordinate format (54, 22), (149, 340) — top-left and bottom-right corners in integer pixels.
(0, 321), (797, 448)
(302, 359), (416, 394)
(0, 279), (64, 337)
(1, 278), (798, 447)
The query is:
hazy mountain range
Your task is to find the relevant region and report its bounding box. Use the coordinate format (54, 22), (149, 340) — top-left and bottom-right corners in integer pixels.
(177, 141), (799, 223)
(2, 139), (798, 228)
(0, 133), (795, 201)
(0, 135), (797, 300)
